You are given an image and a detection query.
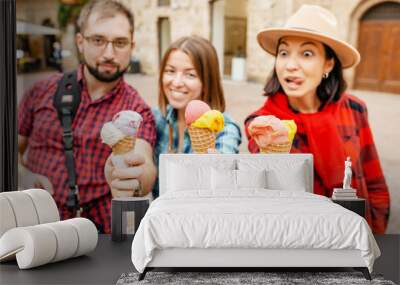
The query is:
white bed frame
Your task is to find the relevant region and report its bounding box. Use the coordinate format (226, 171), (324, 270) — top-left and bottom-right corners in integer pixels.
(140, 154), (370, 280)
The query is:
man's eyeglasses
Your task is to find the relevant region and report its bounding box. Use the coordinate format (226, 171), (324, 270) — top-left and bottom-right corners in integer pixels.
(83, 35), (132, 51)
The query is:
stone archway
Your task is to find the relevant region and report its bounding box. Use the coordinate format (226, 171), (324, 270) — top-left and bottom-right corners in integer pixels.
(349, 0), (400, 94)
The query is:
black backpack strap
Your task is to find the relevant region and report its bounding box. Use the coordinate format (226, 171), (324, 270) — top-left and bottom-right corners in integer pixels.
(53, 71), (82, 215)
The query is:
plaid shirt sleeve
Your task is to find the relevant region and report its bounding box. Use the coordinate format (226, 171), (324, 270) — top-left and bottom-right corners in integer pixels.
(357, 104), (390, 233)
(17, 76), (58, 137)
(18, 89), (34, 137)
(18, 73), (62, 137)
(215, 114), (242, 154)
(133, 98), (157, 148)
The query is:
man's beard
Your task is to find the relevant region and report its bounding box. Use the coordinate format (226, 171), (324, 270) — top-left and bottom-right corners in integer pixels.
(85, 60), (129, 83)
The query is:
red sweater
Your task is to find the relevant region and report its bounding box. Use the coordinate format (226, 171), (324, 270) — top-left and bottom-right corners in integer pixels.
(245, 92), (390, 234)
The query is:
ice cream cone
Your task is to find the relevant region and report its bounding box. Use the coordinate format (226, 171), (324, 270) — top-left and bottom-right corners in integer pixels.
(112, 136), (136, 155)
(111, 136), (136, 168)
(260, 141), (292, 154)
(188, 126), (216, 154)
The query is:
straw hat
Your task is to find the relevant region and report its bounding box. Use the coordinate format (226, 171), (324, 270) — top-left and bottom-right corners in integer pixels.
(257, 5), (360, 68)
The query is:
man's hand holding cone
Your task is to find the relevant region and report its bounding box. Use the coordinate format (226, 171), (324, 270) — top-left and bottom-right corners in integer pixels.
(101, 110), (144, 197)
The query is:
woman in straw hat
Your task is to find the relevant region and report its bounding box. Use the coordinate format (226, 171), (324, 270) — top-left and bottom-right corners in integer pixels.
(152, 35), (242, 198)
(244, 5), (389, 233)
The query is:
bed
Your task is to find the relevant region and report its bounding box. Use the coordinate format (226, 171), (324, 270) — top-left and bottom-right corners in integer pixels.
(131, 154), (380, 280)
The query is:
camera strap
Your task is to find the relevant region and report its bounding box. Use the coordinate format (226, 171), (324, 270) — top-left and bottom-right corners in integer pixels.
(53, 71), (82, 216)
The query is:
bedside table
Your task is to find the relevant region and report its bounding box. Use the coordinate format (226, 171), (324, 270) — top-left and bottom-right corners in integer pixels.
(331, 198), (365, 218)
(111, 197), (150, 242)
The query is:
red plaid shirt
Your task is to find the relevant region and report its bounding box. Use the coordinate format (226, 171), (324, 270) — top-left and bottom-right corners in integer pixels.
(18, 65), (156, 210)
(245, 93), (390, 234)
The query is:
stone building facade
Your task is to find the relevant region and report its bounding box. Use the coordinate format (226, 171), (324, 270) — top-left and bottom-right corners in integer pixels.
(126, 0), (399, 93)
(15, 0), (400, 92)
(120, 0), (211, 76)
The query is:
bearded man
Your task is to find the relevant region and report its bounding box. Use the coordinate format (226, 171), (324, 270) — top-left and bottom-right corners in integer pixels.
(18, 0), (156, 233)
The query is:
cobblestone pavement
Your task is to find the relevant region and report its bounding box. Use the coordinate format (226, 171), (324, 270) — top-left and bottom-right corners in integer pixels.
(17, 72), (400, 233)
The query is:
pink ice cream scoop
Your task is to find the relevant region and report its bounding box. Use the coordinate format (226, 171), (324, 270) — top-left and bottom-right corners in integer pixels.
(184, 100), (211, 125)
(248, 115), (289, 148)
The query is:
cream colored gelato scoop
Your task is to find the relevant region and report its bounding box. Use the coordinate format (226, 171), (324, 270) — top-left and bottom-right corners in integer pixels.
(100, 122), (125, 147)
(100, 111), (142, 147)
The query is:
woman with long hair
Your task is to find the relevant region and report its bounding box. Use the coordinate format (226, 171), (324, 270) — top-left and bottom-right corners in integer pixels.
(153, 35), (242, 198)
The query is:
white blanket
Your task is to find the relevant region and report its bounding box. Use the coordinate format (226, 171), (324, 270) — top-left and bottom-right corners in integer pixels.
(131, 190), (380, 273)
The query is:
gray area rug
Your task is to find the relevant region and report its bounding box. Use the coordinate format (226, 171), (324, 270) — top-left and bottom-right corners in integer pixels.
(117, 271), (396, 285)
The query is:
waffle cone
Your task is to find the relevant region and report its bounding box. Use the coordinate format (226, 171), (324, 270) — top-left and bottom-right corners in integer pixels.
(112, 136), (136, 155)
(260, 141), (292, 154)
(188, 126), (216, 154)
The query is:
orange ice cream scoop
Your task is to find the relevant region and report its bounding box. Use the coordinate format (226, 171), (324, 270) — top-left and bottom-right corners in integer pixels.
(191, 110), (224, 133)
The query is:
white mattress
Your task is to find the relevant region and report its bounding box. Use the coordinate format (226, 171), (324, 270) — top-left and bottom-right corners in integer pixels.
(131, 190), (380, 273)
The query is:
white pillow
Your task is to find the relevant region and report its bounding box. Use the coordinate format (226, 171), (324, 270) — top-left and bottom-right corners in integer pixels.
(211, 168), (237, 190)
(211, 169), (268, 190)
(266, 165), (306, 191)
(236, 169), (267, 189)
(238, 159), (308, 192)
(167, 162), (211, 191)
